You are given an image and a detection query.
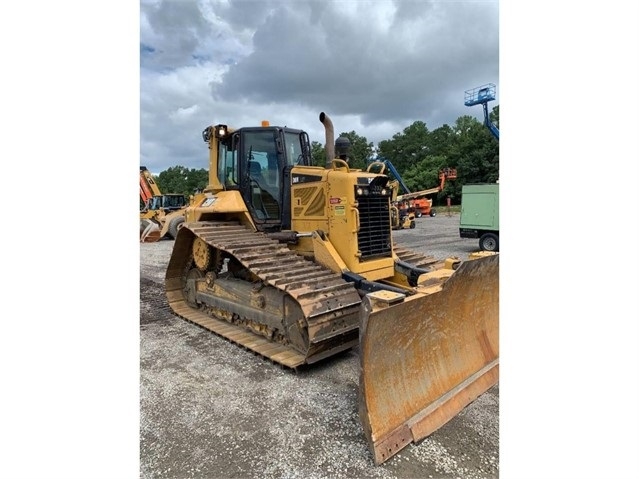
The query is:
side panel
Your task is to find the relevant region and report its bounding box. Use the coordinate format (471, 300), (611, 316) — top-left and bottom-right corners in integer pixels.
(290, 166), (395, 277)
(460, 184), (499, 231)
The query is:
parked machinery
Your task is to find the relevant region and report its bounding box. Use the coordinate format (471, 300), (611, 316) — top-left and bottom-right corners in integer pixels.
(463, 84), (499, 250)
(139, 166), (188, 242)
(395, 167), (457, 217)
(368, 159), (456, 219)
(162, 113), (499, 464)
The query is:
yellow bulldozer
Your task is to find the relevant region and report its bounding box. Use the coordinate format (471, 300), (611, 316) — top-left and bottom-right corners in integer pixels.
(163, 113), (499, 464)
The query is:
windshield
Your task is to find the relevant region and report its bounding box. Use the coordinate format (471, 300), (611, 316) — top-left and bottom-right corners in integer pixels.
(148, 197), (162, 210)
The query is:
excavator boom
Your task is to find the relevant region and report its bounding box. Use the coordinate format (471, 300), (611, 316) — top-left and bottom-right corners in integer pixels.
(140, 166), (162, 204)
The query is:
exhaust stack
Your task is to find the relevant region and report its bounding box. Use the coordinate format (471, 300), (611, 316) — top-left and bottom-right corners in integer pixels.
(319, 112), (334, 168)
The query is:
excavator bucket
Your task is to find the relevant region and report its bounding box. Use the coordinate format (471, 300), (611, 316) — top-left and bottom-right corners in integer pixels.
(358, 253), (499, 465)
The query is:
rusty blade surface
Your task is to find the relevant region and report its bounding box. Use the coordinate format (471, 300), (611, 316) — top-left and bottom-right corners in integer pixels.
(358, 254), (499, 465)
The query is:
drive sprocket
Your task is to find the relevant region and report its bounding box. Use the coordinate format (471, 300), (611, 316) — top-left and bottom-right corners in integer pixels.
(192, 237), (212, 270)
(193, 237), (224, 273)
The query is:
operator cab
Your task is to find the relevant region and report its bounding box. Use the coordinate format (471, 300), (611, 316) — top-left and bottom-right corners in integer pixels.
(216, 125), (311, 231)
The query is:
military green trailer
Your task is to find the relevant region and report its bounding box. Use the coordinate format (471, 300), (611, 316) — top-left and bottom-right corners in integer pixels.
(459, 184), (499, 252)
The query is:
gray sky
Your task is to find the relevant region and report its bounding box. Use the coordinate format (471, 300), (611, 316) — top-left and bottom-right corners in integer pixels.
(140, 0), (499, 174)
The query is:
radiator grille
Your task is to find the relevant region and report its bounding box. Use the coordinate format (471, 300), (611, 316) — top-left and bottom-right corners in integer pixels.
(357, 195), (392, 259)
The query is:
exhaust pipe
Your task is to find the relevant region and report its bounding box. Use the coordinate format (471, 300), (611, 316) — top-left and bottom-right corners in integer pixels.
(319, 112), (334, 168)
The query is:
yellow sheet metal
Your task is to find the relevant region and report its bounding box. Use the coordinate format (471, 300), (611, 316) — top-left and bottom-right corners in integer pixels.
(358, 254), (499, 464)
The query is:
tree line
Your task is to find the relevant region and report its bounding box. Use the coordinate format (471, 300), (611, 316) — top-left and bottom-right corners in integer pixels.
(152, 106), (498, 205)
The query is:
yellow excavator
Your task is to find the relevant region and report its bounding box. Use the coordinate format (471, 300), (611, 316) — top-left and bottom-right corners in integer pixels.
(163, 113), (499, 464)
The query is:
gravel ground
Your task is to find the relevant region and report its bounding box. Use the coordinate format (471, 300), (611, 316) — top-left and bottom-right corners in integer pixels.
(140, 213), (499, 479)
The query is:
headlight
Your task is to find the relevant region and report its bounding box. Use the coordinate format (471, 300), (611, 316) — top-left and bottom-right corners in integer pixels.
(214, 124), (228, 138)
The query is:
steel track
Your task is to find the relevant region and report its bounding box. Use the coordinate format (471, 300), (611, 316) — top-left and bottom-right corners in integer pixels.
(165, 221), (363, 368)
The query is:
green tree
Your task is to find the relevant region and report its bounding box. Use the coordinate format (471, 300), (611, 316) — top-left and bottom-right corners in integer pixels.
(402, 154), (452, 198)
(400, 124), (459, 199)
(446, 115), (499, 199)
(185, 168), (209, 193)
(428, 124), (456, 158)
(310, 141), (325, 166)
(489, 105), (499, 130)
(157, 166), (209, 196)
(377, 121), (430, 173)
(372, 112), (498, 204)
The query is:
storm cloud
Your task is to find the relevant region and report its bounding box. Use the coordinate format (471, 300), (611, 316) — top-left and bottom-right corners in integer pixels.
(140, 0), (499, 173)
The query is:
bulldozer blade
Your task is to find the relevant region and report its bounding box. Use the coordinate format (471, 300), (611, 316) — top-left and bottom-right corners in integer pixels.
(358, 253), (499, 465)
